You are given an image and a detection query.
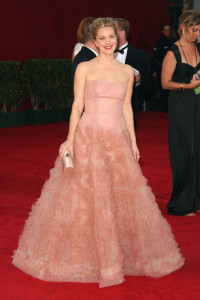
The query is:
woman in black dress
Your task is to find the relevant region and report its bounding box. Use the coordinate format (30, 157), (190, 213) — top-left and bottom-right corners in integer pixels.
(162, 10), (200, 216)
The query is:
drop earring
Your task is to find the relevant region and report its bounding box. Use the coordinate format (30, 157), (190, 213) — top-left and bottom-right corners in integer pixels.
(182, 29), (184, 34)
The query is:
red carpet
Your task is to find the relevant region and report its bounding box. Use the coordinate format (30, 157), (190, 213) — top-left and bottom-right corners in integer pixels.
(0, 111), (200, 300)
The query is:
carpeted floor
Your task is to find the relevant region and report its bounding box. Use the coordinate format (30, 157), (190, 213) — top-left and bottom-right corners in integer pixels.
(0, 111), (200, 300)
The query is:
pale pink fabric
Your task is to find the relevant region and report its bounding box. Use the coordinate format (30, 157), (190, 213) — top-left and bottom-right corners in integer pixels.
(12, 80), (184, 288)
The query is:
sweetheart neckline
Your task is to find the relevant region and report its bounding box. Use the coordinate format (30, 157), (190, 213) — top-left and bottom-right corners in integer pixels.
(180, 61), (200, 69)
(173, 44), (200, 69)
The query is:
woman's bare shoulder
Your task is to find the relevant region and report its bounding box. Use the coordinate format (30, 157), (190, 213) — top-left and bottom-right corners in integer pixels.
(122, 63), (134, 79)
(165, 49), (176, 60)
(115, 60), (132, 72)
(76, 58), (97, 72)
(113, 61), (133, 84)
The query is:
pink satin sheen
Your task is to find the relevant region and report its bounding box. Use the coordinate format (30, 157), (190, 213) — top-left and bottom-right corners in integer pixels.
(62, 152), (74, 177)
(12, 80), (184, 288)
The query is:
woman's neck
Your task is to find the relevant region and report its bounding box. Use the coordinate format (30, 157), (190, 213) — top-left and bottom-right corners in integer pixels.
(179, 36), (194, 47)
(96, 52), (116, 64)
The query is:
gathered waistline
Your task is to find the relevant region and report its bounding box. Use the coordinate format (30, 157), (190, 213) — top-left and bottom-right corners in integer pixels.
(84, 96), (123, 101)
(83, 110), (124, 118)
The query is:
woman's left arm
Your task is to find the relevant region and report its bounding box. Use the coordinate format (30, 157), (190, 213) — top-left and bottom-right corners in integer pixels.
(123, 66), (140, 162)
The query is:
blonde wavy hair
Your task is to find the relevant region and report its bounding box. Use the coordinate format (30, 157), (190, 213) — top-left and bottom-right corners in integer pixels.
(92, 18), (117, 39)
(178, 10), (200, 36)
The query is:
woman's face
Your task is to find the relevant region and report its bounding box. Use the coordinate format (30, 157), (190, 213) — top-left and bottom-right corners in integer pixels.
(184, 25), (200, 42)
(95, 26), (117, 54)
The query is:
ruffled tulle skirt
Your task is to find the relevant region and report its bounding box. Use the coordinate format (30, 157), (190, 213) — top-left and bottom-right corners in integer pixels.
(12, 119), (184, 288)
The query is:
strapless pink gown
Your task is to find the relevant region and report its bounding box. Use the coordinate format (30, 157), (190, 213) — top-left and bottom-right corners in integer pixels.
(12, 80), (184, 288)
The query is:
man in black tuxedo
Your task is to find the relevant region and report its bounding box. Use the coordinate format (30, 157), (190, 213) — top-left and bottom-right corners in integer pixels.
(71, 25), (99, 88)
(114, 18), (152, 126)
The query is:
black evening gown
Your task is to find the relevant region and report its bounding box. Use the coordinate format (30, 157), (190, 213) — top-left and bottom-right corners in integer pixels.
(167, 44), (200, 215)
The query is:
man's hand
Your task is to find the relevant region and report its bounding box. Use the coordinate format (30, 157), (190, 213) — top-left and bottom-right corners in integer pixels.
(135, 74), (141, 86)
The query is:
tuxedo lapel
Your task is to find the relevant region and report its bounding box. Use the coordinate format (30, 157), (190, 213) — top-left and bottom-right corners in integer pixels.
(125, 46), (136, 68)
(125, 46), (130, 65)
(80, 46), (97, 60)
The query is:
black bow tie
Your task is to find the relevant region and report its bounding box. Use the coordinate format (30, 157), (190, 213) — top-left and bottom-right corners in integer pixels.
(114, 44), (128, 54)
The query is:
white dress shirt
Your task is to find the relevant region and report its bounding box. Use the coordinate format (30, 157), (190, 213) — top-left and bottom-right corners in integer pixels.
(74, 43), (83, 56)
(114, 42), (128, 64)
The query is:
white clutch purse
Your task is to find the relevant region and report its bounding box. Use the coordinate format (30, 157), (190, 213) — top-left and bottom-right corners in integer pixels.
(62, 151), (74, 176)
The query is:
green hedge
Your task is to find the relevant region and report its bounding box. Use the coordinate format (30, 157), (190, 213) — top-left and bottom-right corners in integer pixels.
(0, 59), (73, 113)
(0, 61), (24, 113)
(23, 59), (73, 110)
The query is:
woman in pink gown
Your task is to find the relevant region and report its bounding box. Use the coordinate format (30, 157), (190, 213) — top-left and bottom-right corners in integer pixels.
(12, 18), (184, 288)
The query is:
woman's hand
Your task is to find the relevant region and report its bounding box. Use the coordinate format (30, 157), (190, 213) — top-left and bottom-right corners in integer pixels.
(59, 139), (73, 160)
(188, 74), (200, 89)
(132, 143), (140, 162)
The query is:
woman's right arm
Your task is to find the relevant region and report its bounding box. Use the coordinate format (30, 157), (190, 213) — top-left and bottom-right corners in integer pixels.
(59, 63), (86, 159)
(162, 51), (200, 90)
